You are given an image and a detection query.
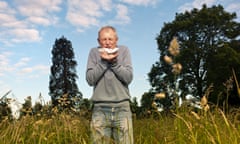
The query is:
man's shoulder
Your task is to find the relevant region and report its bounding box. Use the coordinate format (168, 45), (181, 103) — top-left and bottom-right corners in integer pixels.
(118, 45), (128, 48)
(118, 45), (129, 51)
(89, 47), (100, 52)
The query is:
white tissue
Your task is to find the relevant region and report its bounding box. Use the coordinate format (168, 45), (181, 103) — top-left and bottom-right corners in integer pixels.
(98, 48), (119, 54)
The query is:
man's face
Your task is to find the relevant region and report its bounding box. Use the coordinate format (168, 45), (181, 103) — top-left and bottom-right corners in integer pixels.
(98, 29), (118, 49)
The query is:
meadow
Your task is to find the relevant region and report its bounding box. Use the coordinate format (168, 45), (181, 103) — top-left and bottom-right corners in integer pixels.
(1, 105), (240, 144)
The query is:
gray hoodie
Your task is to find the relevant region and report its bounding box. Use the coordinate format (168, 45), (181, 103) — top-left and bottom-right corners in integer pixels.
(86, 45), (133, 106)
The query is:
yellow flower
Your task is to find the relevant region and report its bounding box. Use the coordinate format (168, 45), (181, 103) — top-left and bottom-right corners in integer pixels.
(163, 55), (173, 65)
(155, 92), (166, 99)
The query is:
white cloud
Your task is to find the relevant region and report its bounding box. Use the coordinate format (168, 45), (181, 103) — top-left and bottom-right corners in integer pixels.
(0, 0), (63, 45)
(18, 65), (49, 77)
(0, 2), (41, 44)
(15, 0), (62, 25)
(226, 2), (240, 21)
(8, 28), (41, 43)
(66, 0), (133, 30)
(98, 0), (112, 11)
(0, 51), (14, 76)
(116, 4), (130, 23)
(14, 57), (31, 67)
(0, 1), (15, 14)
(15, 0), (62, 16)
(27, 16), (52, 26)
(109, 4), (131, 25)
(66, 0), (105, 28)
(120, 0), (158, 6)
(0, 51), (49, 78)
(178, 0), (216, 12)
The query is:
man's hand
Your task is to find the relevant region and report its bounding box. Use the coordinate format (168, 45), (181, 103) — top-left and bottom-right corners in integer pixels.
(100, 51), (118, 63)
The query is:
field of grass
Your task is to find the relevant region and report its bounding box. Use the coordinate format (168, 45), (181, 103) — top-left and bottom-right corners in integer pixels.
(1, 106), (240, 144)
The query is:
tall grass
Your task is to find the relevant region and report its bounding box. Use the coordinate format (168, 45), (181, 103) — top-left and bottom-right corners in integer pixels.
(134, 107), (240, 144)
(0, 113), (90, 144)
(1, 106), (240, 144)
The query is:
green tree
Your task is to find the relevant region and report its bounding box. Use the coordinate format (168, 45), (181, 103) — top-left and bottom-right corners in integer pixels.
(207, 43), (240, 105)
(148, 4), (240, 107)
(49, 36), (82, 111)
(0, 91), (12, 121)
(20, 96), (32, 116)
(130, 97), (139, 114)
(139, 92), (155, 117)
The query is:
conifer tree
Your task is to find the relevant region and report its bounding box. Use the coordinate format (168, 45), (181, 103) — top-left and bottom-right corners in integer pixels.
(49, 36), (82, 111)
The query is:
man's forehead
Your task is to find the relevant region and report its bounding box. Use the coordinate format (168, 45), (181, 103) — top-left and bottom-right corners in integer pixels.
(100, 28), (115, 34)
(99, 30), (116, 38)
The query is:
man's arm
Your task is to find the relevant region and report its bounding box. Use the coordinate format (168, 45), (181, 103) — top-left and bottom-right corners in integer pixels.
(111, 47), (133, 85)
(86, 49), (108, 86)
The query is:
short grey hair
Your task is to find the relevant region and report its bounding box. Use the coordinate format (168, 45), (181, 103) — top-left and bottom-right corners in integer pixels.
(98, 25), (118, 39)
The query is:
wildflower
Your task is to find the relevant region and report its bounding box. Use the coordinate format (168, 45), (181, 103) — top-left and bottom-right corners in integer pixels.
(163, 55), (173, 65)
(168, 37), (180, 56)
(155, 92), (166, 99)
(172, 63), (182, 74)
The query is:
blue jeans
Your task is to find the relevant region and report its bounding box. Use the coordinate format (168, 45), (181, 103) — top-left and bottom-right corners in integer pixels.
(90, 105), (133, 144)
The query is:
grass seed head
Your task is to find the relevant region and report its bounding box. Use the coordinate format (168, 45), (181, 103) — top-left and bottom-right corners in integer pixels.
(168, 37), (180, 56)
(190, 111), (201, 120)
(155, 92), (166, 99)
(200, 95), (208, 107)
(172, 63), (182, 74)
(163, 55), (173, 65)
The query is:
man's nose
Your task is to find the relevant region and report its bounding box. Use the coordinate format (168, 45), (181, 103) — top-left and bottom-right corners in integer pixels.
(106, 39), (111, 44)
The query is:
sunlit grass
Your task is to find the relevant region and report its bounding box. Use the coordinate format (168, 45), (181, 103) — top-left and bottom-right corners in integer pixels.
(0, 113), (90, 144)
(0, 106), (240, 144)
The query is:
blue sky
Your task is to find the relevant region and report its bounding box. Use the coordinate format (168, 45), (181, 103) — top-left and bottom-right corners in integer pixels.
(0, 0), (239, 104)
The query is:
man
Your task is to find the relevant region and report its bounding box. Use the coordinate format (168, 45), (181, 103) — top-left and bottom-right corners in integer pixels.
(86, 26), (134, 144)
